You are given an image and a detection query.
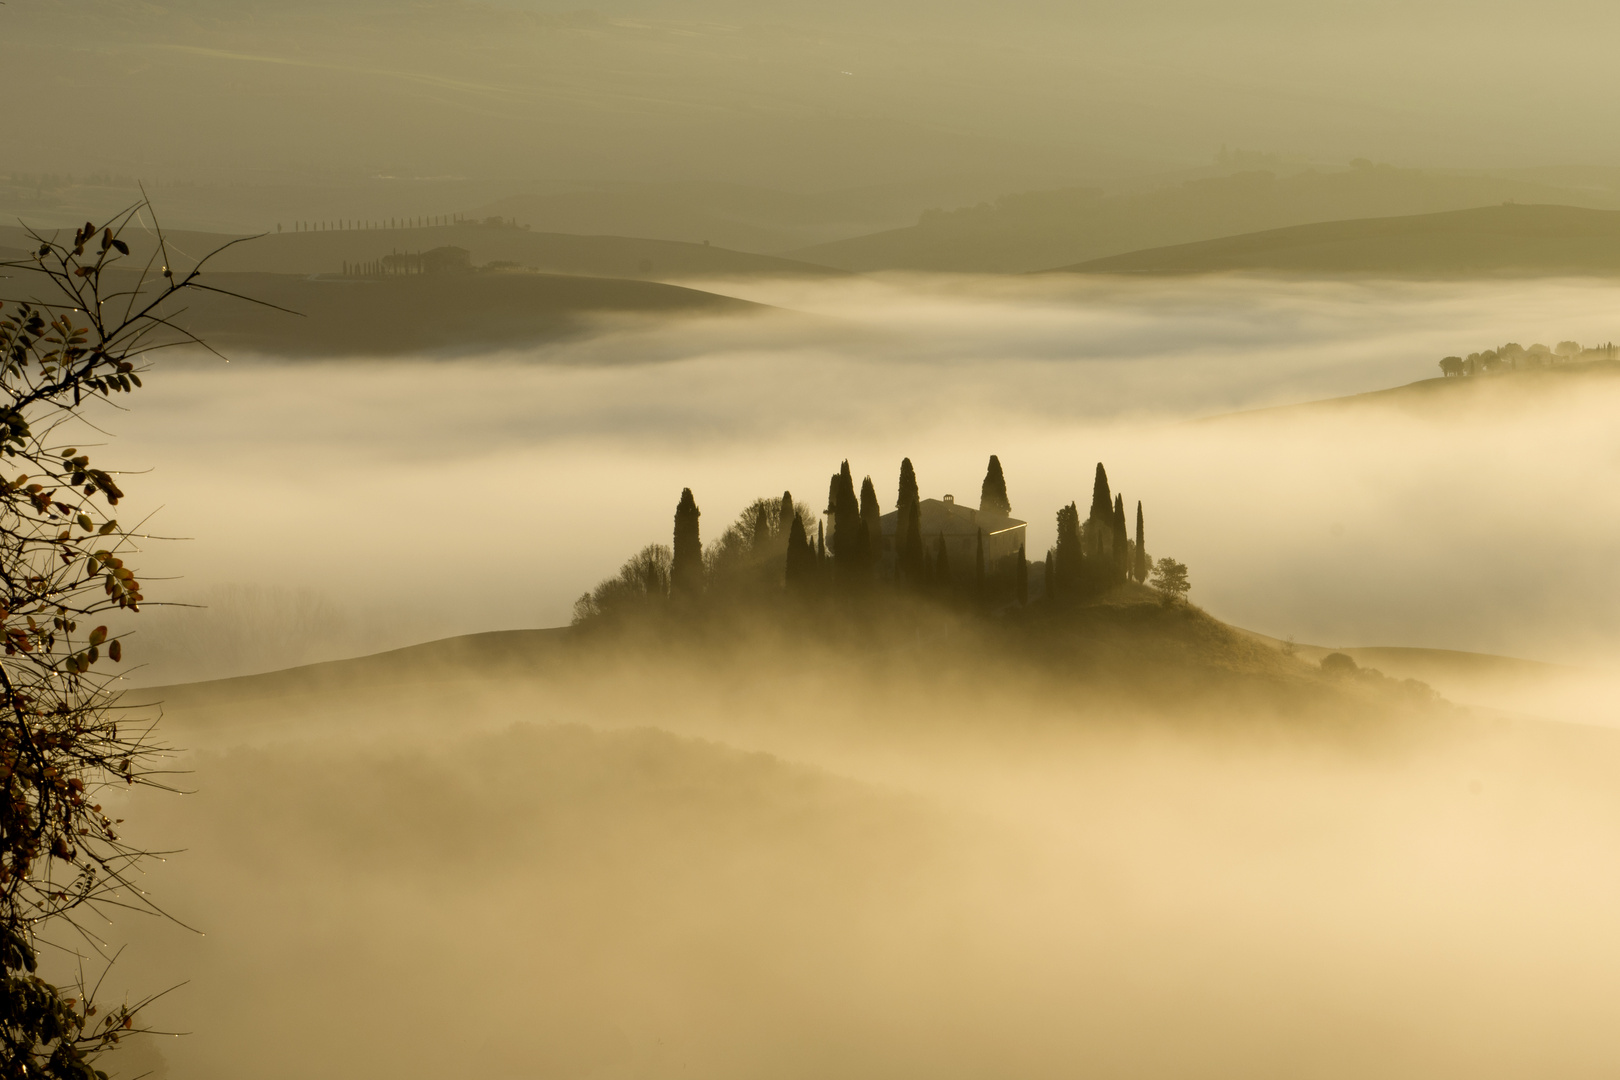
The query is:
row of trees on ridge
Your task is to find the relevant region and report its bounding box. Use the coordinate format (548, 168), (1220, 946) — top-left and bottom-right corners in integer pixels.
(573, 455), (1191, 624)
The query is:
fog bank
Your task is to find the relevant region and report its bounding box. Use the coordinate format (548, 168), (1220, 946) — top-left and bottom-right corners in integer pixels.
(89, 274), (1620, 683)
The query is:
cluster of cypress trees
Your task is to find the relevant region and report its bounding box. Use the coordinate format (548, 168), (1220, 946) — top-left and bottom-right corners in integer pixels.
(579, 455), (1154, 625)
(1042, 463), (1150, 602)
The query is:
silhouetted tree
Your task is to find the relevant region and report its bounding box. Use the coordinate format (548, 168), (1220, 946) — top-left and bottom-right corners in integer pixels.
(671, 488), (703, 596)
(1112, 494), (1129, 584)
(0, 203), (252, 1079)
(859, 475), (882, 562)
(1089, 462), (1112, 525)
(1149, 557), (1190, 603)
(831, 461), (869, 583)
(784, 514), (817, 591)
(1054, 502), (1082, 599)
(777, 490), (795, 546)
(1133, 501), (1147, 584)
(980, 454), (1010, 516)
(1016, 542), (1028, 605)
(896, 458), (924, 586)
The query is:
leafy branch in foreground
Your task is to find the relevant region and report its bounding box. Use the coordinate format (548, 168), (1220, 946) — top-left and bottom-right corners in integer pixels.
(0, 202), (238, 1080)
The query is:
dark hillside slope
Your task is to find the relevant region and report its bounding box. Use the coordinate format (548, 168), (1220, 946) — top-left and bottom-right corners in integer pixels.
(1055, 204), (1620, 277)
(0, 223), (842, 281)
(158, 270), (762, 357)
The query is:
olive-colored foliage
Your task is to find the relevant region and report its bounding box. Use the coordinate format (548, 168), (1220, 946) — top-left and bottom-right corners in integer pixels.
(577, 496), (821, 622)
(704, 495), (818, 593)
(573, 544), (673, 624)
(1149, 557), (1191, 602)
(0, 205), (232, 1080)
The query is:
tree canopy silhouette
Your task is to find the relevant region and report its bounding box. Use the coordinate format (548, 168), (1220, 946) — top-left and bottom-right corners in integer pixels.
(979, 454), (1010, 516)
(671, 488), (703, 596)
(0, 202), (258, 1080)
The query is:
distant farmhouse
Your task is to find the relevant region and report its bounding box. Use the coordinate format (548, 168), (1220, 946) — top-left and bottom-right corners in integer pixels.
(876, 494), (1026, 574)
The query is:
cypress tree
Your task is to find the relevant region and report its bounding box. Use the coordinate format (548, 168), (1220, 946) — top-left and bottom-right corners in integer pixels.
(816, 519), (826, 564)
(896, 458), (924, 586)
(785, 513), (815, 591)
(903, 498), (922, 583)
(897, 458), (919, 516)
(832, 461), (868, 582)
(859, 475), (882, 561)
(1089, 462), (1113, 526)
(1016, 541), (1028, 605)
(1043, 548), (1053, 600)
(1054, 502), (1082, 599)
(778, 490), (795, 549)
(671, 488), (703, 596)
(979, 454), (1011, 516)
(1133, 500), (1147, 584)
(1112, 493), (1129, 584)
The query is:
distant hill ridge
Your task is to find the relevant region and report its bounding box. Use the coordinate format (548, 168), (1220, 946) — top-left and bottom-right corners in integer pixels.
(1054, 204), (1620, 277)
(0, 222), (843, 281)
(792, 167), (1620, 273)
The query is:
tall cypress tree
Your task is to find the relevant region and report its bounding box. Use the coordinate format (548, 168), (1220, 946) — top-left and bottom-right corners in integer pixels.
(778, 490), (796, 550)
(1112, 494), (1129, 584)
(671, 488), (703, 596)
(979, 454), (1011, 516)
(816, 519), (826, 564)
(833, 461), (869, 582)
(1043, 548), (1053, 600)
(859, 475), (882, 561)
(1133, 501), (1147, 584)
(1054, 501), (1082, 600)
(1016, 541), (1028, 605)
(1089, 462), (1113, 526)
(785, 513), (815, 591)
(896, 458), (924, 586)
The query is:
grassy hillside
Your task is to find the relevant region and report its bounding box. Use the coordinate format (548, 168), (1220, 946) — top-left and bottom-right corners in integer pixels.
(0, 222), (842, 281)
(1213, 358), (1620, 423)
(1055, 204), (1620, 277)
(148, 270), (762, 358)
(792, 168), (1620, 273)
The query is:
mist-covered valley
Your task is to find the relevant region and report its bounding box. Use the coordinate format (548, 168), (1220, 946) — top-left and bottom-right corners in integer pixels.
(0, 267), (1581, 1079)
(11, 1), (1620, 1070)
(112, 272), (1620, 681)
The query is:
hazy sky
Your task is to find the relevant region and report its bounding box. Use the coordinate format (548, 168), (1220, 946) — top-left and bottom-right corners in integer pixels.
(7, 0), (1620, 192)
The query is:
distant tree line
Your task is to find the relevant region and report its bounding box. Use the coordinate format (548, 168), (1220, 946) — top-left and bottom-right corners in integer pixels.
(572, 455), (1192, 625)
(340, 246), (472, 278)
(1438, 339), (1616, 377)
(284, 215), (528, 233)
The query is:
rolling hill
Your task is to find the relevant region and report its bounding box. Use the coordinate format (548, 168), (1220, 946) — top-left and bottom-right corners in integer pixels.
(0, 222), (842, 281)
(791, 168), (1620, 273)
(134, 270), (764, 358)
(1053, 204), (1620, 277)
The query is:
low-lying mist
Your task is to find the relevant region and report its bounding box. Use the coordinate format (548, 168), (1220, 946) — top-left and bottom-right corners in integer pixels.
(94, 626), (1620, 1080)
(46, 271), (1620, 1080)
(99, 273), (1620, 685)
